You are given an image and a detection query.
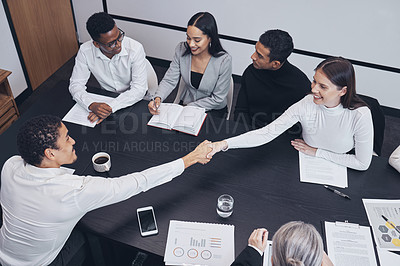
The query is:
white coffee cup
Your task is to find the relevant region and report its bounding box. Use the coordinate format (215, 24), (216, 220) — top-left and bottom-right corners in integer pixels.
(92, 152), (111, 172)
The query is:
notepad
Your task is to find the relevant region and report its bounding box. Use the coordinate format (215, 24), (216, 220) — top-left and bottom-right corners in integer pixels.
(147, 103), (207, 136)
(164, 220), (234, 266)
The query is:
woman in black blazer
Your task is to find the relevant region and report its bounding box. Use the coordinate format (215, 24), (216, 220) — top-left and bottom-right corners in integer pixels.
(232, 221), (333, 266)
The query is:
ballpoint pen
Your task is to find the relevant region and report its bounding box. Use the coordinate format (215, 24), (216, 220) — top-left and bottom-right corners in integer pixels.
(151, 95), (159, 112)
(323, 185), (351, 200)
(381, 215), (400, 235)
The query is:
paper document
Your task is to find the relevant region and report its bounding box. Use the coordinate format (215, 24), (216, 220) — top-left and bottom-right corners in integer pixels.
(376, 249), (400, 266)
(299, 152), (348, 188)
(362, 199), (400, 251)
(325, 221), (377, 266)
(262, 240), (273, 266)
(164, 220), (234, 266)
(63, 93), (115, 127)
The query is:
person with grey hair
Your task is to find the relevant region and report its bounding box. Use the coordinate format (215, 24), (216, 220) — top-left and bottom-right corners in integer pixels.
(231, 221), (333, 266)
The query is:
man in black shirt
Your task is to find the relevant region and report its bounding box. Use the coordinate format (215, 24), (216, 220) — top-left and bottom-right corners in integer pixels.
(234, 30), (310, 129)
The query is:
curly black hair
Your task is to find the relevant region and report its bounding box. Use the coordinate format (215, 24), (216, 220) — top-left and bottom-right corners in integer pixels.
(86, 12), (115, 41)
(17, 115), (62, 166)
(259, 29), (294, 64)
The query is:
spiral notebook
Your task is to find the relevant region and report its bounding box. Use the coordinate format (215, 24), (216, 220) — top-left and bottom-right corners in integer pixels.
(164, 220), (235, 266)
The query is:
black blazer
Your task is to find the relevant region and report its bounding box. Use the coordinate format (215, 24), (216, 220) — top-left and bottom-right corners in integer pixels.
(231, 246), (263, 266)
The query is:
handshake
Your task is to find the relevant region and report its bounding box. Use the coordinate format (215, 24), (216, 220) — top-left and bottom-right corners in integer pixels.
(181, 140), (228, 168)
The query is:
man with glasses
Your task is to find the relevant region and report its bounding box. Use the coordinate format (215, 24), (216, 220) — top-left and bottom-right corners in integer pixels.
(69, 12), (148, 124)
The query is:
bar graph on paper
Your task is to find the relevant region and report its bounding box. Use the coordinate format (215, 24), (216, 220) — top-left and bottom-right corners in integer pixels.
(164, 220), (234, 266)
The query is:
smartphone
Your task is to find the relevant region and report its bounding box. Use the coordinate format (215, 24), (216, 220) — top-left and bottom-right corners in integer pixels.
(137, 206), (158, 237)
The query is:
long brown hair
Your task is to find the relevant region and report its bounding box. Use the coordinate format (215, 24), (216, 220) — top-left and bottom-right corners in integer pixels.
(315, 57), (366, 109)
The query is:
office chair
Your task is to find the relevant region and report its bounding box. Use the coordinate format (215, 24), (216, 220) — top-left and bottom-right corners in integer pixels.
(226, 76), (234, 120)
(358, 94), (385, 156)
(173, 77), (185, 104)
(143, 59), (159, 101)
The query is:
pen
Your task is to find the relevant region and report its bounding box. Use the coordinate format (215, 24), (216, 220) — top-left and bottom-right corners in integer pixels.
(151, 95), (159, 112)
(324, 185), (351, 200)
(381, 215), (400, 235)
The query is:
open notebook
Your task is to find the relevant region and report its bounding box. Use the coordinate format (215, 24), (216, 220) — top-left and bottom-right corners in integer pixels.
(147, 103), (207, 136)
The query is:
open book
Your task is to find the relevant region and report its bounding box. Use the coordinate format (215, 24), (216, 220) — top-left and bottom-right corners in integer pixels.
(147, 103), (207, 136)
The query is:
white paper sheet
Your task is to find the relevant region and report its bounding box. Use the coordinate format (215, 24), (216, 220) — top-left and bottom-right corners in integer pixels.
(299, 152), (348, 188)
(262, 240), (273, 266)
(362, 199), (400, 251)
(62, 93), (115, 127)
(325, 221), (377, 266)
(377, 249), (400, 266)
(164, 220), (235, 266)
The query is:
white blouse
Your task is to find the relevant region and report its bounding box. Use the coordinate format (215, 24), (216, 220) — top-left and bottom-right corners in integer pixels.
(226, 95), (373, 170)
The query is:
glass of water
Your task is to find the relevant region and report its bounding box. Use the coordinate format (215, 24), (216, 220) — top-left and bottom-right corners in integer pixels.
(217, 194), (234, 218)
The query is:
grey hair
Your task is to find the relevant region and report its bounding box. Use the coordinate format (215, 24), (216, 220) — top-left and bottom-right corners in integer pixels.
(271, 221), (323, 266)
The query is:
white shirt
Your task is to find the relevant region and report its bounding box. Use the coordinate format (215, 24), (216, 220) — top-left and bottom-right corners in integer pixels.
(0, 156), (184, 266)
(389, 145), (400, 173)
(226, 95), (374, 170)
(69, 37), (148, 113)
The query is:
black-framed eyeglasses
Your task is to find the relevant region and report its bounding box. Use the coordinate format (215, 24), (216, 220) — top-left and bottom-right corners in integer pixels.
(97, 28), (125, 49)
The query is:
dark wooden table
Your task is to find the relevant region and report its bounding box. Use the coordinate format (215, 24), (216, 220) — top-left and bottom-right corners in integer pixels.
(1, 81), (399, 261)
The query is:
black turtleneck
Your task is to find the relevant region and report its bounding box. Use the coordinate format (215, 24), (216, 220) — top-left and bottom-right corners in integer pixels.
(234, 61), (310, 129)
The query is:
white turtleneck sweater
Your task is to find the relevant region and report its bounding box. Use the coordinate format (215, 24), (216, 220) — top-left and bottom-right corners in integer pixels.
(226, 95), (373, 170)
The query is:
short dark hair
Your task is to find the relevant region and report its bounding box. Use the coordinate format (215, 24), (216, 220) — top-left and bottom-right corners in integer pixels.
(86, 12), (115, 41)
(184, 12), (226, 57)
(259, 29), (294, 63)
(17, 115), (62, 166)
(315, 57), (366, 109)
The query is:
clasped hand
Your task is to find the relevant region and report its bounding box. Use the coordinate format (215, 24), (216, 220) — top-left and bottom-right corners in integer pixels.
(185, 140), (227, 167)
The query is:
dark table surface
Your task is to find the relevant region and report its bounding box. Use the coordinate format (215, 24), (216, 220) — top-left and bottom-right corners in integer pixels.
(1, 82), (399, 260)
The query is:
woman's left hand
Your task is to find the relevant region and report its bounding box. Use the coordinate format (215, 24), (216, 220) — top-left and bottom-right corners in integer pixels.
(291, 139), (317, 156)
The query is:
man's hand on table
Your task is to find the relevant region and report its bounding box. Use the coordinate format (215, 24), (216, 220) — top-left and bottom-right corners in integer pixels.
(88, 102), (112, 123)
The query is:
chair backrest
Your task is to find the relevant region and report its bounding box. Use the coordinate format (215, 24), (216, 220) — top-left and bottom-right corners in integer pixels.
(143, 59), (158, 100)
(173, 77), (185, 104)
(358, 94), (385, 156)
(226, 76), (234, 120)
(174, 76), (234, 120)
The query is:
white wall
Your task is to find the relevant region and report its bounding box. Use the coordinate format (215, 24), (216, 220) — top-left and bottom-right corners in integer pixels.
(71, 0), (104, 43)
(50, 0), (400, 109)
(0, 4), (27, 97)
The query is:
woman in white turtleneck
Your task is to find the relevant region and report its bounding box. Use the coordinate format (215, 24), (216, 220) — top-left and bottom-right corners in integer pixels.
(208, 57), (373, 171)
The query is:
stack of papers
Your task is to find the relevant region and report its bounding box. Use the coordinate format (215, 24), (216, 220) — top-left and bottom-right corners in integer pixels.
(164, 220), (234, 266)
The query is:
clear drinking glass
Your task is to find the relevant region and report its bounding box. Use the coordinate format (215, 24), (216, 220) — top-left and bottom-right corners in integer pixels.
(216, 194), (234, 218)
